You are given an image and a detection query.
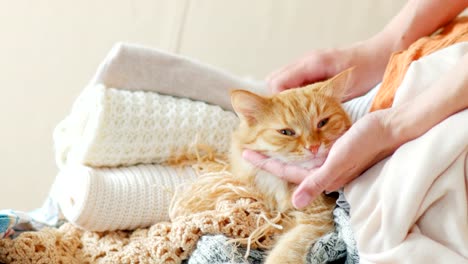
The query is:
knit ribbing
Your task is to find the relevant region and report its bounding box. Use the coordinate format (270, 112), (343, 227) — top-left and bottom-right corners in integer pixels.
(55, 164), (197, 231)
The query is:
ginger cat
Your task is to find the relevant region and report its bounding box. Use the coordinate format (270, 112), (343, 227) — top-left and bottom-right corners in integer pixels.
(230, 69), (352, 264)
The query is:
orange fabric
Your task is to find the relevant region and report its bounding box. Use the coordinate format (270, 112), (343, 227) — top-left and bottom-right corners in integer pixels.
(370, 17), (468, 112)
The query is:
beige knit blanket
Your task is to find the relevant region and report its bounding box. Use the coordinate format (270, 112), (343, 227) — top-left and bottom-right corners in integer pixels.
(0, 208), (266, 264)
(0, 201), (271, 264)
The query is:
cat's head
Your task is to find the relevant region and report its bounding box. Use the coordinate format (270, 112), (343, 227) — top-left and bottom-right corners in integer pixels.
(231, 69), (352, 169)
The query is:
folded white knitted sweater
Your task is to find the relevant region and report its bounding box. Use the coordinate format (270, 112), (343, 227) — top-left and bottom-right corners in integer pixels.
(54, 84), (239, 168)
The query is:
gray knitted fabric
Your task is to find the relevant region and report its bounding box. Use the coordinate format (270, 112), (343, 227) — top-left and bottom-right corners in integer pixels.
(307, 207), (358, 264)
(186, 235), (265, 264)
(188, 191), (358, 264)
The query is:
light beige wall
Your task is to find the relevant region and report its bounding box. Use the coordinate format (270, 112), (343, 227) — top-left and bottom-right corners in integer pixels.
(0, 0), (406, 210)
(178, 0), (406, 78)
(0, 0), (184, 210)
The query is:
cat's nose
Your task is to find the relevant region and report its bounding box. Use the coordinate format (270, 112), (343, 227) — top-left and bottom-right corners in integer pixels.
(307, 144), (320, 154)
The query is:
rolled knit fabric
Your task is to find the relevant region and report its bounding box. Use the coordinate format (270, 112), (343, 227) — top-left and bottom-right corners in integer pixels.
(54, 164), (197, 231)
(54, 85), (239, 168)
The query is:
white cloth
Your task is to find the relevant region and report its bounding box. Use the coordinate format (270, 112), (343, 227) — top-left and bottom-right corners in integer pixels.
(345, 43), (468, 263)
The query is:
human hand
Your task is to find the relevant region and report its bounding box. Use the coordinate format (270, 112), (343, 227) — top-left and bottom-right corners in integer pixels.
(266, 38), (393, 101)
(242, 109), (399, 209)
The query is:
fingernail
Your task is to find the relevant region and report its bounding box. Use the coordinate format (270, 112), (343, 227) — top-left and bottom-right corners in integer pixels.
(242, 149), (252, 159)
(293, 192), (312, 209)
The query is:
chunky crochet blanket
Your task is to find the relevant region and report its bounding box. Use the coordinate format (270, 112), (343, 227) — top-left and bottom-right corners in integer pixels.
(0, 201), (356, 264)
(0, 201), (272, 264)
(0, 201), (357, 264)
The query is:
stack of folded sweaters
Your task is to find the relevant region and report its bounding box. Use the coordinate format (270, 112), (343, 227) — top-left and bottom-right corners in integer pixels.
(52, 43), (266, 232)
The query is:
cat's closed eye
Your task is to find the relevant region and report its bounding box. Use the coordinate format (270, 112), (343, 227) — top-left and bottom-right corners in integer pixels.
(278, 128), (296, 136)
(317, 118), (330, 128)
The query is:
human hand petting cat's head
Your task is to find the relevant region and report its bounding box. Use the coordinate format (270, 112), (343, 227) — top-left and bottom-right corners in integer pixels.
(266, 39), (389, 102)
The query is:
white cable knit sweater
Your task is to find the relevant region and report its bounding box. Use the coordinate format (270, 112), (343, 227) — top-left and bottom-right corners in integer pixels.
(54, 84), (239, 168)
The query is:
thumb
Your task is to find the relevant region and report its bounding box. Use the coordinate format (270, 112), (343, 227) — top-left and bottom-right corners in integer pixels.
(292, 169), (331, 209)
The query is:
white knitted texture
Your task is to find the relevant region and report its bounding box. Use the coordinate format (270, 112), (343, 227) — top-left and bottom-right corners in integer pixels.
(55, 84), (239, 168)
(54, 164), (197, 231)
(342, 83), (379, 124)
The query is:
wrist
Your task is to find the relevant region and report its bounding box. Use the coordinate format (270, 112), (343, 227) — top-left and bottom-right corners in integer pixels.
(384, 103), (416, 150)
(374, 24), (410, 54)
(365, 109), (402, 157)
(339, 38), (391, 99)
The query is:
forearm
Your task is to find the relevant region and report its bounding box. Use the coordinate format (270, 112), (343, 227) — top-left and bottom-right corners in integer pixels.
(377, 0), (467, 52)
(387, 52), (468, 146)
(342, 1), (466, 99)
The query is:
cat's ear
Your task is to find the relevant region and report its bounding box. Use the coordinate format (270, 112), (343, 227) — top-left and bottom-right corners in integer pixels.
(231, 89), (268, 125)
(319, 67), (354, 99)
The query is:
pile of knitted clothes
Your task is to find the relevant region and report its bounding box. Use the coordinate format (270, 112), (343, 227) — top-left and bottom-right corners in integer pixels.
(0, 43), (372, 263)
